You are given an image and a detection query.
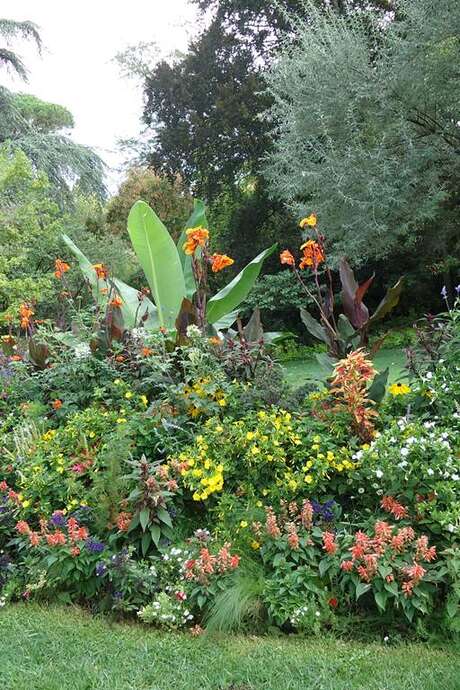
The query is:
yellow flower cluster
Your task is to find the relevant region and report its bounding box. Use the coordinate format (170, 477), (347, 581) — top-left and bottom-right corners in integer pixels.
(174, 432), (224, 501)
(182, 378), (227, 417)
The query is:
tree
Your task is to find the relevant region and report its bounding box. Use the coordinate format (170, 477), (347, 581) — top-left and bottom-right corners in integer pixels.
(264, 0), (460, 276)
(106, 167), (193, 239)
(0, 18), (41, 80)
(0, 87), (105, 199)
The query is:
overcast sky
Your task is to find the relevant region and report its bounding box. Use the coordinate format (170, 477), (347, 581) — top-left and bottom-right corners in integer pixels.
(1, 0), (199, 191)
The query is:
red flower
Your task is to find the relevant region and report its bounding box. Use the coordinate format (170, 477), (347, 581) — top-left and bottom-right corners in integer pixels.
(328, 597), (338, 608)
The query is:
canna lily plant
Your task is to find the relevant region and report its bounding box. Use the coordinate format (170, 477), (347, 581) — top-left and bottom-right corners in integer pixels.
(279, 213), (404, 363)
(62, 200), (276, 338)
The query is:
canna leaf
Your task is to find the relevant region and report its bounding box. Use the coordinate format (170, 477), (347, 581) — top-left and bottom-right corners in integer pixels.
(128, 201), (185, 329)
(206, 244), (277, 324)
(177, 199), (207, 299)
(367, 277), (404, 327)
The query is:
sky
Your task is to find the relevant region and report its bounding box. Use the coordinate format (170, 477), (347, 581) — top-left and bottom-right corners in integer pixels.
(1, 0), (199, 191)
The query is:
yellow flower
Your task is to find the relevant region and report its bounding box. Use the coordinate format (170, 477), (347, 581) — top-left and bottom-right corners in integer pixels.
(22, 499), (31, 508)
(116, 418), (127, 424)
(251, 445), (260, 455)
(246, 431), (255, 441)
(218, 398), (227, 407)
(256, 500), (263, 508)
(140, 395), (148, 406)
(240, 520), (248, 528)
(299, 213), (317, 228)
(251, 540), (260, 550)
(304, 474), (313, 484)
(389, 382), (411, 396)
(125, 391), (133, 399)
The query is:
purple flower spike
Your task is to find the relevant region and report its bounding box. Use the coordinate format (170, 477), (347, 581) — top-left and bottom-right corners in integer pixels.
(441, 286), (448, 299)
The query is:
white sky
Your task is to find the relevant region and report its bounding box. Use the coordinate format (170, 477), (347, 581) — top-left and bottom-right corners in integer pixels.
(1, 0), (200, 192)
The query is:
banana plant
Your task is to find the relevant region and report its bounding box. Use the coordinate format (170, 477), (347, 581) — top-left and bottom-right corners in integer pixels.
(63, 199), (276, 335)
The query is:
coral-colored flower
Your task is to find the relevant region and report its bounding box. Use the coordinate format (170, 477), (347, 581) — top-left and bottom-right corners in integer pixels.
(210, 253), (234, 272)
(93, 263), (108, 280)
(10, 354), (23, 362)
(142, 347), (153, 357)
(280, 249), (295, 267)
(299, 214), (317, 228)
(71, 547), (80, 557)
(340, 560), (354, 572)
(299, 240), (325, 270)
(16, 520), (31, 535)
(287, 522), (300, 550)
(52, 399), (63, 410)
(265, 507), (281, 538)
(29, 531), (41, 547)
(183, 227), (209, 255)
(322, 531), (337, 555)
(54, 258), (70, 279)
(301, 499), (313, 530)
(46, 530), (66, 546)
(116, 512), (132, 532)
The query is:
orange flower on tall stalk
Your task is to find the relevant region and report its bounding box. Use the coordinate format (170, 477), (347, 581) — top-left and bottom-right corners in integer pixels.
(210, 253), (234, 273)
(280, 250), (295, 267)
(299, 240), (325, 270)
(183, 226), (209, 255)
(52, 399), (63, 410)
(19, 303), (34, 330)
(110, 295), (123, 308)
(93, 263), (108, 280)
(54, 258), (70, 279)
(299, 213), (317, 228)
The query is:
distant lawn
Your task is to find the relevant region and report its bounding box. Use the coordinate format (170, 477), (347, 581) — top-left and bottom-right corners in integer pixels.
(1, 605), (459, 690)
(283, 347), (407, 387)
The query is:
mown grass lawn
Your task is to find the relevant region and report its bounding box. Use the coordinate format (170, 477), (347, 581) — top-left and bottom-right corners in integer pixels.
(1, 605), (459, 690)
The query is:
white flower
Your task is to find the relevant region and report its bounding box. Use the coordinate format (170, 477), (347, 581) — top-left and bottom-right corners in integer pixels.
(186, 324), (201, 338)
(315, 611), (321, 617)
(452, 474), (459, 481)
(400, 448), (409, 457)
(74, 343), (91, 359)
(358, 487), (365, 494)
(427, 468), (434, 476)
(375, 469), (383, 479)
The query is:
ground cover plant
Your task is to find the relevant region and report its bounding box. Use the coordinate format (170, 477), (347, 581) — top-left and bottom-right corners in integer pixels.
(0, 199), (459, 647)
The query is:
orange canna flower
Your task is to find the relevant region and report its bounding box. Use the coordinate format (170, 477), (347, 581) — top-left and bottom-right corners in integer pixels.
(54, 258), (70, 279)
(183, 226), (209, 255)
(210, 253), (234, 273)
(52, 399), (63, 410)
(10, 354), (23, 362)
(299, 213), (317, 228)
(209, 336), (221, 346)
(19, 303), (34, 330)
(280, 250), (295, 267)
(299, 240), (325, 270)
(110, 295), (123, 308)
(93, 263), (108, 280)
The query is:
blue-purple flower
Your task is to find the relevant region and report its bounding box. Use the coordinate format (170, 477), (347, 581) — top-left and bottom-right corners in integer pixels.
(441, 286), (448, 300)
(95, 562), (107, 577)
(85, 538), (105, 554)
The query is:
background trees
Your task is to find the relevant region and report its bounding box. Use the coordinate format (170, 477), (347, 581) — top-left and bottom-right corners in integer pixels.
(264, 0), (459, 293)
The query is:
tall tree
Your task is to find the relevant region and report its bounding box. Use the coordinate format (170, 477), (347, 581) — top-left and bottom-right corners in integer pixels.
(265, 0), (460, 275)
(0, 18), (41, 80)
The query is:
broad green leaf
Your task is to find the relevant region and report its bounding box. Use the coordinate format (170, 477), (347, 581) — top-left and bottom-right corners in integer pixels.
(300, 308), (330, 344)
(212, 309), (240, 333)
(367, 277), (404, 327)
(139, 507), (150, 532)
(150, 524), (161, 547)
(355, 581), (371, 600)
(62, 234), (158, 329)
(206, 244), (277, 324)
(177, 199), (207, 299)
(374, 590), (388, 612)
(128, 201), (185, 329)
(368, 367), (389, 403)
(141, 531), (151, 556)
(157, 507), (173, 528)
(337, 314), (356, 342)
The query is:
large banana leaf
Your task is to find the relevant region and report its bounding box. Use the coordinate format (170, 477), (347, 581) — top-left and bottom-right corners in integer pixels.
(206, 244), (277, 325)
(177, 199), (207, 299)
(62, 234), (158, 329)
(128, 201), (185, 329)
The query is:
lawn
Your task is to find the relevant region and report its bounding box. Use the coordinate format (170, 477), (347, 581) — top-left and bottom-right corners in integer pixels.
(1, 605), (459, 690)
(283, 347), (408, 387)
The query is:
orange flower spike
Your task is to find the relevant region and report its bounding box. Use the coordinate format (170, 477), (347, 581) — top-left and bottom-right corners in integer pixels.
(19, 303), (34, 329)
(280, 250), (295, 267)
(110, 295), (123, 308)
(92, 263), (108, 280)
(182, 226), (209, 255)
(54, 258), (70, 279)
(210, 254), (234, 273)
(299, 213), (317, 229)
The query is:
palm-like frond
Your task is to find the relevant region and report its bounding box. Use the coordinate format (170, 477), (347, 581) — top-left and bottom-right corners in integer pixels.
(0, 47), (27, 80)
(0, 19), (42, 51)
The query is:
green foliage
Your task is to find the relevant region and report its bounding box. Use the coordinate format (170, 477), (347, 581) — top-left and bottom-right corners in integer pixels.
(265, 0), (460, 269)
(0, 18), (41, 81)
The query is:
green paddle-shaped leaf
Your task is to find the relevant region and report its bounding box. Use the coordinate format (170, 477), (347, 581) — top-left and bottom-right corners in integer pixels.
(128, 201), (185, 329)
(206, 244), (277, 325)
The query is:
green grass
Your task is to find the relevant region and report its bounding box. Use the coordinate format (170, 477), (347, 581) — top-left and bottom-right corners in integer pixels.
(283, 347), (407, 387)
(1, 605), (459, 690)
